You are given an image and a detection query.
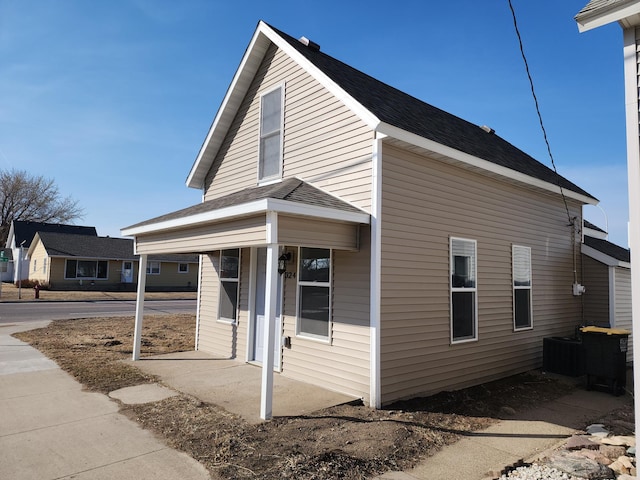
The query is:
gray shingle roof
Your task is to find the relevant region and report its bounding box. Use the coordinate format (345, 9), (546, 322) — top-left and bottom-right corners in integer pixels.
(268, 24), (595, 200)
(37, 232), (199, 263)
(584, 220), (607, 233)
(125, 178), (364, 230)
(14, 221), (97, 248)
(576, 0), (632, 19)
(584, 235), (630, 263)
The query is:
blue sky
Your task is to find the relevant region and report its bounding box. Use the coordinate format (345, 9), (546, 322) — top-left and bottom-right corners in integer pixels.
(0, 1), (629, 246)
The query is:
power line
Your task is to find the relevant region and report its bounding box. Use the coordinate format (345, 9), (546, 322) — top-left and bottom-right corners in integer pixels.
(507, 0), (573, 225)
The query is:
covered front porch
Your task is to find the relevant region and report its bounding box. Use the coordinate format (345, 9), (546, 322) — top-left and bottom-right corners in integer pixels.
(121, 179), (371, 421)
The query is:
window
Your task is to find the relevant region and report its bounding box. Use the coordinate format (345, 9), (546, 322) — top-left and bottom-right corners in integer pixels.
(297, 247), (331, 340)
(146, 261), (161, 275)
(513, 245), (533, 330)
(33, 259), (37, 272)
(450, 238), (477, 342)
(64, 259), (108, 279)
(178, 263), (189, 273)
(218, 249), (240, 322)
(258, 85), (283, 182)
(43, 258), (47, 274)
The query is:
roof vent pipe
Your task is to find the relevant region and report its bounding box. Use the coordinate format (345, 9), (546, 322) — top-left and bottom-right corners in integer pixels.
(299, 36), (321, 51)
(480, 125), (495, 134)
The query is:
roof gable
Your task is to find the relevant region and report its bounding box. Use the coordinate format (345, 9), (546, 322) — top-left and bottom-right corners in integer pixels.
(187, 21), (595, 204)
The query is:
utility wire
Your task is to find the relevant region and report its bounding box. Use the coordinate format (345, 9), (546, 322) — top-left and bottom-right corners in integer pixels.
(507, 0), (573, 226)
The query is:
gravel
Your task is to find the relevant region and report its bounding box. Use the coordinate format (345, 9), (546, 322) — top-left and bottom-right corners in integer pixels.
(500, 464), (583, 479)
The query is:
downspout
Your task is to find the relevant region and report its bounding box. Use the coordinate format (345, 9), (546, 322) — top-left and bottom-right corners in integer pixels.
(370, 133), (384, 408)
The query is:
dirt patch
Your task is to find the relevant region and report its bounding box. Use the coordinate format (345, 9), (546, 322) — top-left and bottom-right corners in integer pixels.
(12, 316), (631, 480)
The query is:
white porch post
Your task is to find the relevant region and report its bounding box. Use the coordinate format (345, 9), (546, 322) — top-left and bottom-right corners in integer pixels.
(132, 254), (148, 361)
(261, 212), (278, 420)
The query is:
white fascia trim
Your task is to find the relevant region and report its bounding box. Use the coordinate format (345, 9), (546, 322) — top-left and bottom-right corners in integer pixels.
(121, 198), (369, 237)
(259, 22), (380, 130)
(186, 26), (270, 189)
(576, 2), (640, 32)
(581, 243), (631, 268)
(377, 122), (597, 205)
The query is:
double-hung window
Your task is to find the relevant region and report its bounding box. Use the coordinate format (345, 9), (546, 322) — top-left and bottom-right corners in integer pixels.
(219, 249), (240, 323)
(258, 85), (283, 183)
(513, 245), (533, 330)
(297, 247), (331, 340)
(450, 237), (477, 343)
(146, 261), (160, 275)
(178, 263), (189, 273)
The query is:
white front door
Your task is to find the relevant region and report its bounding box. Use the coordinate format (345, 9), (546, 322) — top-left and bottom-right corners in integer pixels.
(252, 248), (282, 370)
(122, 261), (134, 283)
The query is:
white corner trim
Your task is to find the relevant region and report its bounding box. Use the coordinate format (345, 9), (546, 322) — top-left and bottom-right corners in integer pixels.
(369, 137), (382, 409)
(581, 243), (631, 268)
(376, 122), (597, 205)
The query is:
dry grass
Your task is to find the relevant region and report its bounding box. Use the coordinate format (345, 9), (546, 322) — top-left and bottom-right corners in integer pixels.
(0, 282), (196, 302)
(11, 314), (596, 480)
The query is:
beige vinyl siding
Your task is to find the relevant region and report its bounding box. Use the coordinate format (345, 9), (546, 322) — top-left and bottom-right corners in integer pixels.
(379, 144), (584, 403)
(280, 230), (371, 401)
(278, 215), (360, 251)
(27, 241), (50, 284)
(145, 262), (198, 288)
(583, 255), (610, 327)
(134, 216), (267, 255)
(204, 44), (373, 211)
(613, 266), (633, 362)
(196, 250), (248, 360)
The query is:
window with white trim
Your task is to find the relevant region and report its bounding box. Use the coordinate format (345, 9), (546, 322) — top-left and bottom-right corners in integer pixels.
(43, 258), (47, 274)
(146, 261), (161, 275)
(297, 247), (331, 340)
(258, 85), (283, 182)
(33, 259), (37, 272)
(178, 263), (189, 273)
(513, 245), (533, 330)
(218, 249), (240, 323)
(450, 237), (477, 342)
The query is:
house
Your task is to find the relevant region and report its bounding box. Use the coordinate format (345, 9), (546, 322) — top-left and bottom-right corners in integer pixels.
(122, 21), (598, 419)
(26, 232), (198, 291)
(581, 221), (633, 360)
(575, 0), (640, 433)
(4, 220), (97, 283)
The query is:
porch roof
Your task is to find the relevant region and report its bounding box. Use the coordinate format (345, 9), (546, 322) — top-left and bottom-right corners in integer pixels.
(121, 179), (369, 252)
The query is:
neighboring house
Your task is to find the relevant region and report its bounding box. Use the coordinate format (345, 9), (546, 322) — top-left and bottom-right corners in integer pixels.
(26, 232), (198, 291)
(581, 221), (633, 360)
(0, 248), (12, 283)
(122, 21), (598, 418)
(4, 220), (97, 283)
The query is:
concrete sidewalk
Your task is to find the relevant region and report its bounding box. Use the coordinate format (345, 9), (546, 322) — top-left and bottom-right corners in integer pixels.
(0, 322), (210, 480)
(375, 386), (631, 480)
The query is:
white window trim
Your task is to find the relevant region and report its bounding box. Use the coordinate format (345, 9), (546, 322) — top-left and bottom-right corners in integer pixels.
(450, 237), (478, 344)
(33, 259), (37, 272)
(218, 249), (240, 325)
(178, 263), (189, 274)
(43, 257), (47, 274)
(146, 261), (161, 275)
(257, 82), (285, 185)
(295, 246), (332, 343)
(512, 244), (533, 331)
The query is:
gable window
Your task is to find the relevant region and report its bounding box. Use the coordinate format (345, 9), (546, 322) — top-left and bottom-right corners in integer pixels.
(178, 263), (189, 273)
(450, 237), (477, 343)
(65, 259), (108, 280)
(513, 245), (533, 330)
(297, 247), (331, 341)
(146, 261), (161, 275)
(258, 85), (283, 183)
(218, 249), (240, 323)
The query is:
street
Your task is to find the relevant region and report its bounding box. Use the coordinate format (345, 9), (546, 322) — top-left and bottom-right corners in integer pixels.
(0, 300), (196, 324)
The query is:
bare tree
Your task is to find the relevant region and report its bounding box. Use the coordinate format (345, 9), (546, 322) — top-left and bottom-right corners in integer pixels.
(0, 169), (84, 245)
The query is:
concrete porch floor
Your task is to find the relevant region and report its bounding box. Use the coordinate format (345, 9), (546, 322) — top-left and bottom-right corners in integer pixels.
(128, 350), (359, 424)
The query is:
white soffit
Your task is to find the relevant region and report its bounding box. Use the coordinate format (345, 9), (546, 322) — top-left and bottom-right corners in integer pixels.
(121, 198), (370, 237)
(377, 122), (598, 205)
(577, 1), (640, 31)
